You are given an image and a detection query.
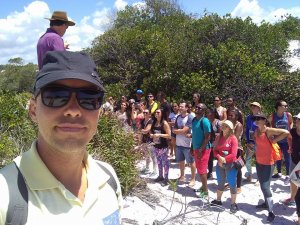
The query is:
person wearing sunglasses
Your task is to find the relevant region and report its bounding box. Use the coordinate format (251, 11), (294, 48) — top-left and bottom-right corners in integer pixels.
(146, 93), (158, 115)
(253, 113), (289, 222)
(140, 109), (158, 177)
(268, 100), (293, 183)
(0, 51), (122, 224)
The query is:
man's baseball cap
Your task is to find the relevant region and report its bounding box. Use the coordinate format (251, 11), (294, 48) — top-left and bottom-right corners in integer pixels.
(34, 51), (104, 95)
(136, 89), (143, 94)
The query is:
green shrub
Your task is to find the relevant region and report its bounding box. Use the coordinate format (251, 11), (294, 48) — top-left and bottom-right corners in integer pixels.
(89, 114), (140, 196)
(0, 92), (37, 166)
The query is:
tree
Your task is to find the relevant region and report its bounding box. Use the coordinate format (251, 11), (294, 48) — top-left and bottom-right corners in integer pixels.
(88, 0), (300, 113)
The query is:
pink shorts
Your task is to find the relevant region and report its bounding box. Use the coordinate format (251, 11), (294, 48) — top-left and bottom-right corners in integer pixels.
(194, 148), (211, 175)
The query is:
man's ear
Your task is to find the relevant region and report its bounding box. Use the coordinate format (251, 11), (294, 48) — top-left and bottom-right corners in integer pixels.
(28, 98), (38, 123)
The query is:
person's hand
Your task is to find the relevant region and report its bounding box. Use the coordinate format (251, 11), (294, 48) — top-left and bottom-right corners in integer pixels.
(288, 148), (292, 154)
(64, 42), (70, 49)
(186, 133), (192, 138)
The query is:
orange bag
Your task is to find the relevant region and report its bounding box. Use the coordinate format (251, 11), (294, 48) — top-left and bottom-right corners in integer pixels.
(270, 142), (282, 161)
(266, 132), (282, 161)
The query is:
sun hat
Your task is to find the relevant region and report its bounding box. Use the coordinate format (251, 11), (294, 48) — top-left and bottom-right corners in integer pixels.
(221, 120), (234, 130)
(249, 102), (261, 109)
(46, 11), (75, 26)
(34, 51), (104, 95)
(293, 113), (300, 119)
(252, 113), (268, 121)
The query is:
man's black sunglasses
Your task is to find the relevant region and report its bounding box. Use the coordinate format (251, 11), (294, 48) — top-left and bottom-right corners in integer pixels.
(39, 86), (104, 110)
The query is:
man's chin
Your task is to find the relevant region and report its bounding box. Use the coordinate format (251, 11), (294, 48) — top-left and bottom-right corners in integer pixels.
(54, 139), (88, 153)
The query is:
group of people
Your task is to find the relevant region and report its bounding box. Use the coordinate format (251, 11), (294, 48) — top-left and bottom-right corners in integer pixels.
(102, 91), (300, 224)
(0, 9), (298, 225)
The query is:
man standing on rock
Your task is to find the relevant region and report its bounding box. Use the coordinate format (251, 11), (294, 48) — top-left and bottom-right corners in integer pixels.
(37, 11), (75, 69)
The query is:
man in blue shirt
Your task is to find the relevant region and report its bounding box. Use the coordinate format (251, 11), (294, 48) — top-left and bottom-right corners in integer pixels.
(191, 103), (211, 198)
(244, 102), (261, 182)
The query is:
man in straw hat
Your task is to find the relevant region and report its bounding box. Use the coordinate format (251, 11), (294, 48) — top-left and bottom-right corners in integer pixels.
(244, 101), (262, 182)
(37, 11), (75, 69)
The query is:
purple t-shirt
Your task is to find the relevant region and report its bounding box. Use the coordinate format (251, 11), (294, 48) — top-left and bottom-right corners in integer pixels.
(37, 28), (65, 69)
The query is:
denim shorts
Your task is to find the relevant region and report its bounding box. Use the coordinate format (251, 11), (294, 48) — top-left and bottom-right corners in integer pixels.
(176, 146), (194, 163)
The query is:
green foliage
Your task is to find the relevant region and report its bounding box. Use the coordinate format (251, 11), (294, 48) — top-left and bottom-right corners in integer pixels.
(0, 61), (37, 93)
(89, 114), (139, 195)
(89, 0), (300, 113)
(0, 92), (37, 166)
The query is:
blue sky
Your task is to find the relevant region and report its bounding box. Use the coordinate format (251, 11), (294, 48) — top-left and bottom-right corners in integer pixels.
(0, 0), (300, 65)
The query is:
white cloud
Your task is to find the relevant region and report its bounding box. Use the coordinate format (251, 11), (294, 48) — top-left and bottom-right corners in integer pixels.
(231, 0), (265, 23)
(0, 1), (116, 65)
(114, 0), (128, 11)
(232, 0), (300, 24)
(0, 1), (49, 64)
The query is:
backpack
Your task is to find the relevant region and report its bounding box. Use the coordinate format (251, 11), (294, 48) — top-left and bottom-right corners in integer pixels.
(1, 161), (118, 225)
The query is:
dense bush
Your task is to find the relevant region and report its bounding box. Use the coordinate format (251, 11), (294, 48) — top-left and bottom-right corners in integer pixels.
(0, 92), (36, 166)
(90, 114), (140, 195)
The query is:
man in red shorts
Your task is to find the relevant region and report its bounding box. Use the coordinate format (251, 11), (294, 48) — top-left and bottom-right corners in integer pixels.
(191, 103), (211, 198)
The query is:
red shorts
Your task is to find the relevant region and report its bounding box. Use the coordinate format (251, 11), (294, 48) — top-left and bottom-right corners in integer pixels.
(194, 148), (211, 175)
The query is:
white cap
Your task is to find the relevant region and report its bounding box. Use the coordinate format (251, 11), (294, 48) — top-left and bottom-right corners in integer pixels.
(293, 113), (300, 119)
(221, 120), (234, 130)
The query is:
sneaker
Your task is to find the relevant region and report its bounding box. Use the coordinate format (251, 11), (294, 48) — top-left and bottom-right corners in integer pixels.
(161, 178), (169, 186)
(207, 173), (212, 179)
(194, 187), (204, 193)
(256, 202), (268, 210)
(230, 203), (238, 213)
(267, 212), (275, 222)
(272, 173), (282, 179)
(154, 176), (164, 182)
(284, 176), (290, 185)
(211, 199), (222, 206)
(149, 172), (158, 178)
(196, 190), (208, 198)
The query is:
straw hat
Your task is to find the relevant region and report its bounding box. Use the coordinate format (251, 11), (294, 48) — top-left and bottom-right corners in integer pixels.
(221, 120), (234, 131)
(249, 101), (261, 109)
(46, 11), (75, 26)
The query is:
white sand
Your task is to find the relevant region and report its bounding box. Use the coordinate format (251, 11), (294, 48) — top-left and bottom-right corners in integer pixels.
(122, 160), (297, 225)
